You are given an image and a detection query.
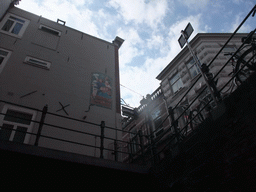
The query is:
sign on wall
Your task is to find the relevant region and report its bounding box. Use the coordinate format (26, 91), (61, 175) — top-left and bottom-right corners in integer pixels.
(90, 73), (112, 109)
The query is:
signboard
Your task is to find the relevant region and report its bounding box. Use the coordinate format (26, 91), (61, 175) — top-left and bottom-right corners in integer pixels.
(178, 22), (194, 48)
(184, 22), (194, 39)
(178, 34), (186, 48)
(90, 73), (112, 109)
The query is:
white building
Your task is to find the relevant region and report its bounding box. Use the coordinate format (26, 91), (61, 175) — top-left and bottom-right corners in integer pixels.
(156, 33), (249, 133)
(0, 5), (124, 160)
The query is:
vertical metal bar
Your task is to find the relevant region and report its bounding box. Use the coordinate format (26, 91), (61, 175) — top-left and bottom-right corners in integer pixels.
(35, 105), (48, 146)
(100, 121), (105, 159)
(168, 107), (180, 144)
(138, 129), (145, 164)
(114, 139), (118, 161)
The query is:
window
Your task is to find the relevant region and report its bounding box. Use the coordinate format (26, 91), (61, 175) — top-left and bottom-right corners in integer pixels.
(0, 48), (12, 73)
(0, 105), (37, 144)
(187, 58), (200, 78)
(24, 56), (51, 70)
(151, 108), (164, 137)
(170, 72), (183, 94)
(129, 129), (139, 155)
(0, 13), (30, 37)
(39, 25), (61, 36)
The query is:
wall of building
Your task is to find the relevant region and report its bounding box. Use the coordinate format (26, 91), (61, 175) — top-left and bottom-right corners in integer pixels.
(159, 34), (246, 108)
(122, 88), (171, 162)
(0, 0), (12, 19)
(0, 7), (122, 159)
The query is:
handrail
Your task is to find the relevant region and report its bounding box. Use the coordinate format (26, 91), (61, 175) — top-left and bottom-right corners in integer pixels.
(0, 100), (140, 161)
(125, 4), (256, 166)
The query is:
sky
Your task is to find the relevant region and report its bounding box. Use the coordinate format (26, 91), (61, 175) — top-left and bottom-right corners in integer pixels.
(17, 0), (255, 108)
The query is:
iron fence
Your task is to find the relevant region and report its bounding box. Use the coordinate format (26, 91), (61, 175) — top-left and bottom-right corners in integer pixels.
(122, 4), (256, 166)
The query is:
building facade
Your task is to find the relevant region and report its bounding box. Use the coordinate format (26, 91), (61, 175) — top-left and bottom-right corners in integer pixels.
(122, 87), (172, 163)
(122, 32), (251, 163)
(0, 5), (124, 160)
(157, 33), (249, 133)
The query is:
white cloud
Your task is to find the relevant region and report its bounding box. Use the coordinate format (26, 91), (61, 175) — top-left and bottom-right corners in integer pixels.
(108, 0), (169, 28)
(117, 27), (144, 67)
(229, 14), (253, 33)
(178, 0), (210, 10)
(18, 0), (99, 37)
(120, 14), (205, 107)
(147, 34), (164, 50)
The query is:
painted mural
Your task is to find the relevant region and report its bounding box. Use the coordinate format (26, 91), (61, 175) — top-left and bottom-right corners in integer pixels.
(90, 73), (112, 109)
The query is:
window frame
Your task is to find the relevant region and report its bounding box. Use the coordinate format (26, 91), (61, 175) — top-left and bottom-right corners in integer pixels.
(169, 71), (184, 94)
(24, 56), (51, 70)
(186, 58), (200, 79)
(39, 24), (61, 36)
(0, 48), (12, 74)
(151, 108), (164, 137)
(0, 105), (37, 144)
(0, 13), (30, 38)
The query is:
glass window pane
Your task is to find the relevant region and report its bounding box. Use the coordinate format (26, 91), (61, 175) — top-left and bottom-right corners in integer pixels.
(170, 73), (180, 85)
(2, 19), (14, 32)
(4, 109), (33, 125)
(172, 79), (183, 93)
(187, 58), (195, 68)
(12, 126), (27, 143)
(189, 65), (200, 78)
(11, 23), (23, 35)
(0, 123), (13, 141)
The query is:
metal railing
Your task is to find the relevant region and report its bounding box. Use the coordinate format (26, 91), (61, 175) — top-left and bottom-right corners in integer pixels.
(0, 99), (144, 163)
(0, 4), (255, 167)
(121, 4), (256, 166)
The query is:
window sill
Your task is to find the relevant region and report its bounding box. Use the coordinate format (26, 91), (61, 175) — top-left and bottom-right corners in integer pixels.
(0, 31), (22, 39)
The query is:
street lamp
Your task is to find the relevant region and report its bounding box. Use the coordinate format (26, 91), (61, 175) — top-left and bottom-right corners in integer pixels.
(178, 22), (218, 105)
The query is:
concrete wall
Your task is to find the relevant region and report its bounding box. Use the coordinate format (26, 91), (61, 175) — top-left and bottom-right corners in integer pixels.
(0, 7), (122, 159)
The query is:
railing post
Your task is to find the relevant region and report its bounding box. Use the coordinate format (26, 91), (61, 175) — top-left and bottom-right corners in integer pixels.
(35, 104), (48, 146)
(138, 129), (145, 164)
(100, 121), (105, 159)
(114, 139), (118, 161)
(168, 107), (180, 144)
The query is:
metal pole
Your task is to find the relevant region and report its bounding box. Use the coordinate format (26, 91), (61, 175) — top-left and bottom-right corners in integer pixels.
(181, 31), (218, 106)
(35, 105), (48, 146)
(114, 139), (118, 161)
(100, 121), (105, 159)
(168, 107), (180, 144)
(138, 129), (145, 164)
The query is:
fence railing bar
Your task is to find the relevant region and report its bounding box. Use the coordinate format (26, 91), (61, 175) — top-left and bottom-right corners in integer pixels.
(207, 4), (256, 69)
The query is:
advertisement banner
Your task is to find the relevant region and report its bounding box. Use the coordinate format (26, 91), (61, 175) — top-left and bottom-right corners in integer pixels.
(90, 73), (112, 109)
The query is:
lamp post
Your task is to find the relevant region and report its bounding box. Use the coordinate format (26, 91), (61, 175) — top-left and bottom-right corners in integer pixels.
(178, 23), (218, 106)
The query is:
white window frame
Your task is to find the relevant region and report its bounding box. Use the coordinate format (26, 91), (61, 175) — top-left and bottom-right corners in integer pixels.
(186, 58), (200, 79)
(24, 56), (51, 70)
(0, 48), (12, 74)
(39, 24), (61, 36)
(169, 71), (183, 94)
(151, 108), (164, 137)
(0, 13), (30, 38)
(0, 105), (37, 144)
